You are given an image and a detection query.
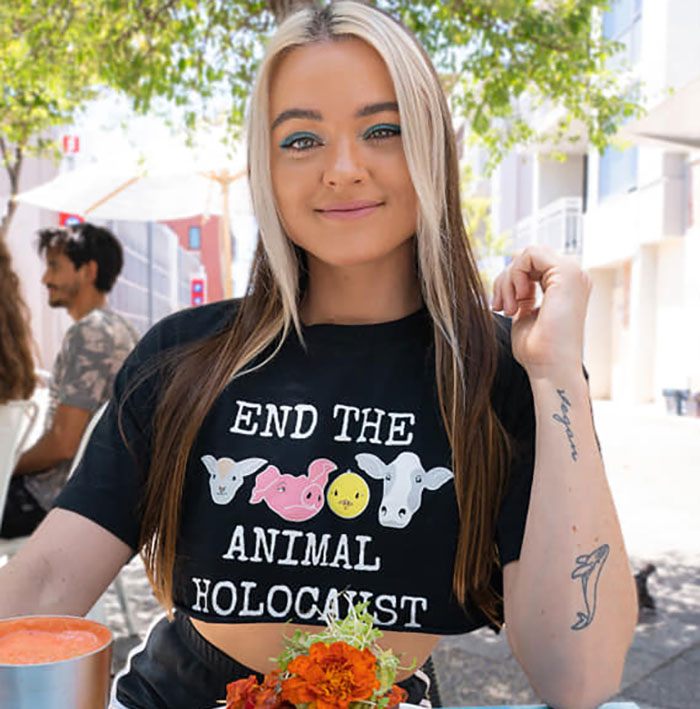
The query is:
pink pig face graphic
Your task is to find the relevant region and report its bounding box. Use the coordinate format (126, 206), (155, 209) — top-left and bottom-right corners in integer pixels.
(249, 458), (336, 522)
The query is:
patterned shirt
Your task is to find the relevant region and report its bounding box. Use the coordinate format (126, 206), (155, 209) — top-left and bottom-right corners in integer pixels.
(25, 307), (139, 510)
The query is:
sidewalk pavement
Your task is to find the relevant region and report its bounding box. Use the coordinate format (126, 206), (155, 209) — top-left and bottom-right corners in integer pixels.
(104, 400), (700, 708)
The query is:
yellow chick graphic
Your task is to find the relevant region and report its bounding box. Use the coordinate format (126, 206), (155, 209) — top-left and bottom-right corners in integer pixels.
(327, 471), (370, 519)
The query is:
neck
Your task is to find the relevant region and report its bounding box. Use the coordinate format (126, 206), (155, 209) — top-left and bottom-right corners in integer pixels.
(300, 241), (423, 325)
(68, 290), (107, 321)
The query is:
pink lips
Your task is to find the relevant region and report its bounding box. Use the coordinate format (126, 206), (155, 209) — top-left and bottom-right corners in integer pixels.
(316, 200), (383, 221)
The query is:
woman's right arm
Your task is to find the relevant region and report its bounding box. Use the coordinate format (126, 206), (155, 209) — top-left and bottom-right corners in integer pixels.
(0, 508), (133, 618)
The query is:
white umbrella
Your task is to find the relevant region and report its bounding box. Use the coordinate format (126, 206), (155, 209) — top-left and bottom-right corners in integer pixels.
(14, 159), (253, 299)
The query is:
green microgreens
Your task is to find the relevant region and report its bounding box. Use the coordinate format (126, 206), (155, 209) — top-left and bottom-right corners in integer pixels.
(273, 599), (416, 702)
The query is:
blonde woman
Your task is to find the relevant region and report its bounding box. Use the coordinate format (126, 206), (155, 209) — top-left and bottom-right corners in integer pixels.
(0, 3), (637, 707)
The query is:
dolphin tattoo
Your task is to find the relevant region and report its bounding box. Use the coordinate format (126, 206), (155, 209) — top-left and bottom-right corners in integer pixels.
(571, 543), (610, 630)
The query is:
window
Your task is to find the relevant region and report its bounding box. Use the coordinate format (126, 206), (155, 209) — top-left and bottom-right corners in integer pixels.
(598, 145), (638, 201)
(603, 0), (643, 66)
(188, 225), (201, 250)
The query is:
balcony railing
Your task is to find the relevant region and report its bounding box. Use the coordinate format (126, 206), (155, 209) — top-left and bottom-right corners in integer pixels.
(512, 196), (583, 255)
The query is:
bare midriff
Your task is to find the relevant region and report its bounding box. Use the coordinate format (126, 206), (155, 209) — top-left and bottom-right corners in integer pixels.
(191, 619), (441, 681)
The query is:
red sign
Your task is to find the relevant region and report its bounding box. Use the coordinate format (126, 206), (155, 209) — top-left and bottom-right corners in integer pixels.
(59, 213), (84, 226)
(190, 276), (206, 307)
(62, 135), (80, 154)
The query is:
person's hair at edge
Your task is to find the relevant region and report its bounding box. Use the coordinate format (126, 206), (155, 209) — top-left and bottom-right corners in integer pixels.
(0, 238), (37, 404)
(134, 0), (511, 626)
(37, 222), (124, 293)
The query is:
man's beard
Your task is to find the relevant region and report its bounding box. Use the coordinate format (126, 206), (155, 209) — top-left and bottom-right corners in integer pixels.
(47, 284), (78, 308)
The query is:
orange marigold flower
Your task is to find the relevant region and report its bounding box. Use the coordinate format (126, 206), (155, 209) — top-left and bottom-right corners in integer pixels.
(226, 675), (260, 709)
(384, 683), (408, 707)
(281, 641), (380, 709)
(226, 672), (292, 709)
(256, 671), (294, 709)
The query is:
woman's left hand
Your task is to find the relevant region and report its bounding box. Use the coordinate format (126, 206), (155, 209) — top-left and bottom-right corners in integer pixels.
(491, 245), (592, 378)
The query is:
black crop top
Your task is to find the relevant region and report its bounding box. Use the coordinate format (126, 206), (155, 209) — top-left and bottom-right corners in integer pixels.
(55, 299), (535, 635)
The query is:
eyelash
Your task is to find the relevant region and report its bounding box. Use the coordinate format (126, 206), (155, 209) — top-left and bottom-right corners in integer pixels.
(363, 123), (401, 140)
(279, 132), (320, 152)
(279, 123), (401, 153)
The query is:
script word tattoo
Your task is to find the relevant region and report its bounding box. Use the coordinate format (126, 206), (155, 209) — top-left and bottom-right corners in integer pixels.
(552, 389), (578, 461)
(571, 543), (609, 630)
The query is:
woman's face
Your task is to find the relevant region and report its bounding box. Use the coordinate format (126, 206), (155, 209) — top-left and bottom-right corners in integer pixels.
(268, 38), (418, 270)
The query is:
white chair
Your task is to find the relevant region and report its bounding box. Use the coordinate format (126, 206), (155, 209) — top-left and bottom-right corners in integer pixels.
(0, 400), (107, 560)
(68, 401), (110, 477)
(0, 399), (40, 543)
(0, 401), (138, 636)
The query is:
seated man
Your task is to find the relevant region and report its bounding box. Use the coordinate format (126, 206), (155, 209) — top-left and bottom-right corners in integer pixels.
(1, 223), (139, 538)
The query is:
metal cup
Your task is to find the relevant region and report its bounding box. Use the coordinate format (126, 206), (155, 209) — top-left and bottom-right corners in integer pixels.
(0, 615), (113, 709)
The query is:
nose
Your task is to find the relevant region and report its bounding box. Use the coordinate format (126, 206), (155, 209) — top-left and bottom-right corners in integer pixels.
(303, 484), (323, 507)
(322, 137), (368, 188)
(41, 269), (50, 286)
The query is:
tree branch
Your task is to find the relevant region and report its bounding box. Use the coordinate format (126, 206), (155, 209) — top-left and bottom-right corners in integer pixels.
(0, 136), (10, 173)
(111, 0), (179, 48)
(0, 142), (23, 243)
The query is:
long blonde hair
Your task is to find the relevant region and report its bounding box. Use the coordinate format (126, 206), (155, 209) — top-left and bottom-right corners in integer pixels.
(138, 0), (509, 624)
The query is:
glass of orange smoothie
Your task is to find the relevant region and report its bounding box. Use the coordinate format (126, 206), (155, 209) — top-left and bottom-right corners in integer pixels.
(0, 615), (113, 709)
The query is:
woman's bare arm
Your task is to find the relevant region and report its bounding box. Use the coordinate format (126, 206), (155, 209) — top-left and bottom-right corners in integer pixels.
(493, 247), (637, 709)
(502, 374), (637, 709)
(0, 508), (133, 618)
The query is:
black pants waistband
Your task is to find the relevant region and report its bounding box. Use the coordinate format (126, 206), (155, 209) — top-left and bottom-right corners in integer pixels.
(175, 611), (265, 680)
(114, 612), (431, 709)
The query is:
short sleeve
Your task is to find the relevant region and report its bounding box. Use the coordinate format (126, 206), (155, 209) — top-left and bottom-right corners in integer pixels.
(56, 320), (114, 411)
(491, 317), (536, 566)
(53, 299), (241, 550)
(53, 326), (161, 550)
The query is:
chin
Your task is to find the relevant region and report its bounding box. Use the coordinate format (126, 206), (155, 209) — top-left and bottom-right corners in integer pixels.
(315, 252), (392, 269)
(307, 239), (415, 269)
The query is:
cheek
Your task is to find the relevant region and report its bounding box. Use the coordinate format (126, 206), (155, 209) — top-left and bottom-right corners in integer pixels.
(401, 180), (418, 212)
(271, 162), (309, 229)
(395, 174), (418, 228)
(384, 151), (417, 211)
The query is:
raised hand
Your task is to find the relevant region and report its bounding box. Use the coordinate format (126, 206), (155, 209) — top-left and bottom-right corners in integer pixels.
(491, 246), (592, 378)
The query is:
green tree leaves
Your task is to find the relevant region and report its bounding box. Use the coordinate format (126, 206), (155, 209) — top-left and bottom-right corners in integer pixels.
(1, 0), (640, 240)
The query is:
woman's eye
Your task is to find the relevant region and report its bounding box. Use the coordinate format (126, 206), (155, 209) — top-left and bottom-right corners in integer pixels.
(279, 132), (321, 152)
(363, 123), (401, 140)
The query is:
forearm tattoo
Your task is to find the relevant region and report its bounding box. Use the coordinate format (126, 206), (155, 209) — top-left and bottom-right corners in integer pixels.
(552, 388), (578, 461)
(571, 544), (609, 630)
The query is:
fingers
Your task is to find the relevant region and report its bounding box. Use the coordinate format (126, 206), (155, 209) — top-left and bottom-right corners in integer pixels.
(492, 270), (513, 313)
(511, 266), (537, 314)
(492, 268), (535, 317)
(510, 245), (551, 280)
(492, 245), (573, 316)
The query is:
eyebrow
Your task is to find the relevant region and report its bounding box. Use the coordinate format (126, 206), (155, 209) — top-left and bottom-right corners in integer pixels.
(270, 101), (399, 131)
(271, 108), (322, 131)
(355, 101), (399, 118)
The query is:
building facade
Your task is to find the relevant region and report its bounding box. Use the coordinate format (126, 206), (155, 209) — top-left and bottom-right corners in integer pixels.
(488, 0), (700, 405)
(164, 216), (225, 304)
(583, 0), (700, 404)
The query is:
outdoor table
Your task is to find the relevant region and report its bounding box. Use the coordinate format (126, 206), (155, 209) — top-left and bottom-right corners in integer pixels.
(444, 704), (639, 708)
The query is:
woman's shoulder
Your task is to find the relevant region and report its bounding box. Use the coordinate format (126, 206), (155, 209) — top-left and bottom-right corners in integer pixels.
(136, 298), (243, 358)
